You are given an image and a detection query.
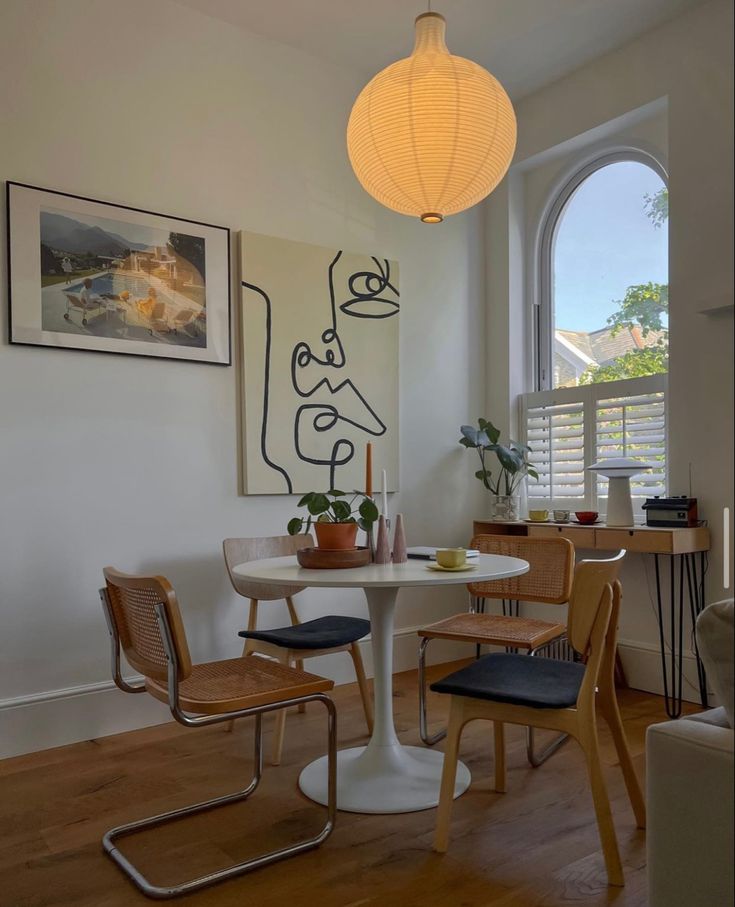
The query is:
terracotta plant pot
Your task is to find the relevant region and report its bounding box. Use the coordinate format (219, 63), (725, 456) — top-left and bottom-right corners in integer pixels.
(314, 521), (359, 550)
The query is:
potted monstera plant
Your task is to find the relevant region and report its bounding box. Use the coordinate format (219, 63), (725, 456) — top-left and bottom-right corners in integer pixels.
(459, 419), (537, 521)
(287, 490), (379, 550)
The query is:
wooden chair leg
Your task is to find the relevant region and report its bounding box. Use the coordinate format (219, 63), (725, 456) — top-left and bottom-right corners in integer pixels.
(270, 651), (293, 766)
(225, 638), (255, 734)
(271, 708), (287, 766)
(284, 599), (309, 713)
(349, 642), (374, 735)
(598, 688), (646, 829)
(493, 721), (506, 793)
(577, 717), (624, 887)
(434, 699), (465, 853)
(296, 659), (306, 713)
(597, 583), (646, 829)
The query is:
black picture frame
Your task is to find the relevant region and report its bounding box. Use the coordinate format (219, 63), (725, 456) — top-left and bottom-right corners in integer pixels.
(7, 181), (232, 366)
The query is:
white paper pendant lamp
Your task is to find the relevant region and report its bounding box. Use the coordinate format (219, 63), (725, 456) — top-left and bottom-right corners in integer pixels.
(347, 12), (517, 223)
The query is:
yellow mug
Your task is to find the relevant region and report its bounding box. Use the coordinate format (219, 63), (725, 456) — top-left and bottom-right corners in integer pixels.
(528, 509), (549, 522)
(436, 548), (467, 568)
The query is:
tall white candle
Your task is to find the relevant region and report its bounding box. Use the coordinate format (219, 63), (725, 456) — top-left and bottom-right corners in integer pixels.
(381, 469), (388, 520)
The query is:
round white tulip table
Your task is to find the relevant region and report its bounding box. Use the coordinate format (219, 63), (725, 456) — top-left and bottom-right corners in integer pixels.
(232, 553), (529, 814)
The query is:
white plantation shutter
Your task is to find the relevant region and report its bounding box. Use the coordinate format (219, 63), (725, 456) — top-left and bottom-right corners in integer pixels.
(520, 375), (667, 512)
(525, 400), (586, 506)
(595, 390), (667, 500)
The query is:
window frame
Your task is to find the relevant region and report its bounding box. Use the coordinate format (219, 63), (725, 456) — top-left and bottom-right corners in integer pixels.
(534, 148), (669, 392)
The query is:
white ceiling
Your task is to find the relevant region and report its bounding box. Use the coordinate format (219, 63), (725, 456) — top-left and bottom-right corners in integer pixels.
(173, 0), (704, 98)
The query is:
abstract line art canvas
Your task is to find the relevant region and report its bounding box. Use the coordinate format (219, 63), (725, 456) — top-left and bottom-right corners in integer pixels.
(240, 231), (399, 495)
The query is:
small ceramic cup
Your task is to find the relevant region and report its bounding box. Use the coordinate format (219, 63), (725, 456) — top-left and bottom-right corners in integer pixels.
(553, 510), (571, 523)
(436, 548), (467, 568)
(528, 509), (549, 522)
(575, 511), (599, 525)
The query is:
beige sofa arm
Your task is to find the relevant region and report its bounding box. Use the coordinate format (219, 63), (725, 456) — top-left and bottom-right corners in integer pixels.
(647, 711), (734, 907)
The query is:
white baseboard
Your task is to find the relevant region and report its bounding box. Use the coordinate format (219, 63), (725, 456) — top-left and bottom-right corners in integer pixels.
(617, 638), (712, 706)
(0, 630), (712, 760)
(0, 626), (468, 760)
(0, 680), (171, 760)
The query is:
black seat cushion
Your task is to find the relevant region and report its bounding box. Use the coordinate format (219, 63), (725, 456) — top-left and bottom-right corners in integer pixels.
(431, 652), (585, 710)
(239, 615), (370, 650)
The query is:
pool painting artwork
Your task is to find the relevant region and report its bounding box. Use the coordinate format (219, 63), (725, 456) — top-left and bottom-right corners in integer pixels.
(40, 209), (207, 347)
(8, 183), (231, 365)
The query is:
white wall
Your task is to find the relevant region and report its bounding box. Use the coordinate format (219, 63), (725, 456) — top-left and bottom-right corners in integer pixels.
(485, 0), (734, 697)
(0, 0), (486, 757)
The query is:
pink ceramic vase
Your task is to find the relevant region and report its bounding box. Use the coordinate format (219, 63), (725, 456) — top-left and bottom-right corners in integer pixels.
(374, 515), (391, 564)
(392, 513), (407, 563)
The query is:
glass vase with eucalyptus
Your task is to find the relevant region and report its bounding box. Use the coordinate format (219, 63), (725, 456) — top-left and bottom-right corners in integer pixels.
(459, 419), (538, 522)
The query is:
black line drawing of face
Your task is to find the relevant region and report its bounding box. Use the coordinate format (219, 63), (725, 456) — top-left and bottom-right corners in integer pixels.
(243, 248), (399, 493)
(290, 251), (399, 490)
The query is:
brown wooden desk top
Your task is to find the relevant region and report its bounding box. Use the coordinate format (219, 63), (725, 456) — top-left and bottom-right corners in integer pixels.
(472, 520), (710, 555)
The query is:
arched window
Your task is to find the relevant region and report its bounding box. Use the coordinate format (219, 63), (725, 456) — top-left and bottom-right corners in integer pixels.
(525, 152), (669, 512)
(539, 153), (668, 390)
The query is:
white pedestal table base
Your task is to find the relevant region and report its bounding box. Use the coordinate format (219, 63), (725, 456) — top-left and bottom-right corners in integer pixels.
(298, 584), (471, 814)
(299, 744), (470, 814)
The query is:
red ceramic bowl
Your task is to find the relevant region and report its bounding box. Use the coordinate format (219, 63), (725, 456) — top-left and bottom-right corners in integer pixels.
(575, 511), (599, 525)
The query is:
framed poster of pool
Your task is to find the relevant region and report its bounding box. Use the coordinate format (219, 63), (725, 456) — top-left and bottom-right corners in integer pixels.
(6, 182), (231, 365)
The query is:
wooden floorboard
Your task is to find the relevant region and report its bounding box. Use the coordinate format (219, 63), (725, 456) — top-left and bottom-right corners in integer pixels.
(0, 660), (698, 906)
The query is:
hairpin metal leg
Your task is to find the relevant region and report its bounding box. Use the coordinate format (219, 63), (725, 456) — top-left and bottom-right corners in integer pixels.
(654, 554), (685, 719)
(419, 636), (447, 746)
(103, 695), (337, 900)
(685, 553), (709, 708)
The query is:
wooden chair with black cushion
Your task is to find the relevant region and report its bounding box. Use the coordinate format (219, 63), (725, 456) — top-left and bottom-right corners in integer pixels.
(224, 535), (373, 765)
(99, 567), (337, 901)
(432, 551), (646, 888)
(418, 535), (575, 764)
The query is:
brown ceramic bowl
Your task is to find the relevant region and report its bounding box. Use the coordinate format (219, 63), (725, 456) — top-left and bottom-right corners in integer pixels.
(574, 511), (599, 525)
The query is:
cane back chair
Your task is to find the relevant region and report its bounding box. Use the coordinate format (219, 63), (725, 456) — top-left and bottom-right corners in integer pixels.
(224, 534), (373, 765)
(418, 535), (575, 764)
(100, 567), (336, 900)
(432, 551), (646, 887)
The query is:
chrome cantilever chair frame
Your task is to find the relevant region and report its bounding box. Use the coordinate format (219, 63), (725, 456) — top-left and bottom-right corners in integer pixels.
(100, 589), (337, 901)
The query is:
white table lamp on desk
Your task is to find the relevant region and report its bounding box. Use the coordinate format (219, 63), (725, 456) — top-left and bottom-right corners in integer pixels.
(587, 457), (654, 527)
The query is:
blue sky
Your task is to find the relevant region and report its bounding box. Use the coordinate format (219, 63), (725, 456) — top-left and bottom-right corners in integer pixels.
(553, 161), (668, 333)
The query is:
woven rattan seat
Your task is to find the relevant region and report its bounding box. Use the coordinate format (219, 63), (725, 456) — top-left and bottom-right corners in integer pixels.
(146, 655), (333, 715)
(419, 612), (566, 650)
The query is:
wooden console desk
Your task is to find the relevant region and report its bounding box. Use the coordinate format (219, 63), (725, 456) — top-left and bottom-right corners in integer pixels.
(473, 520), (711, 718)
